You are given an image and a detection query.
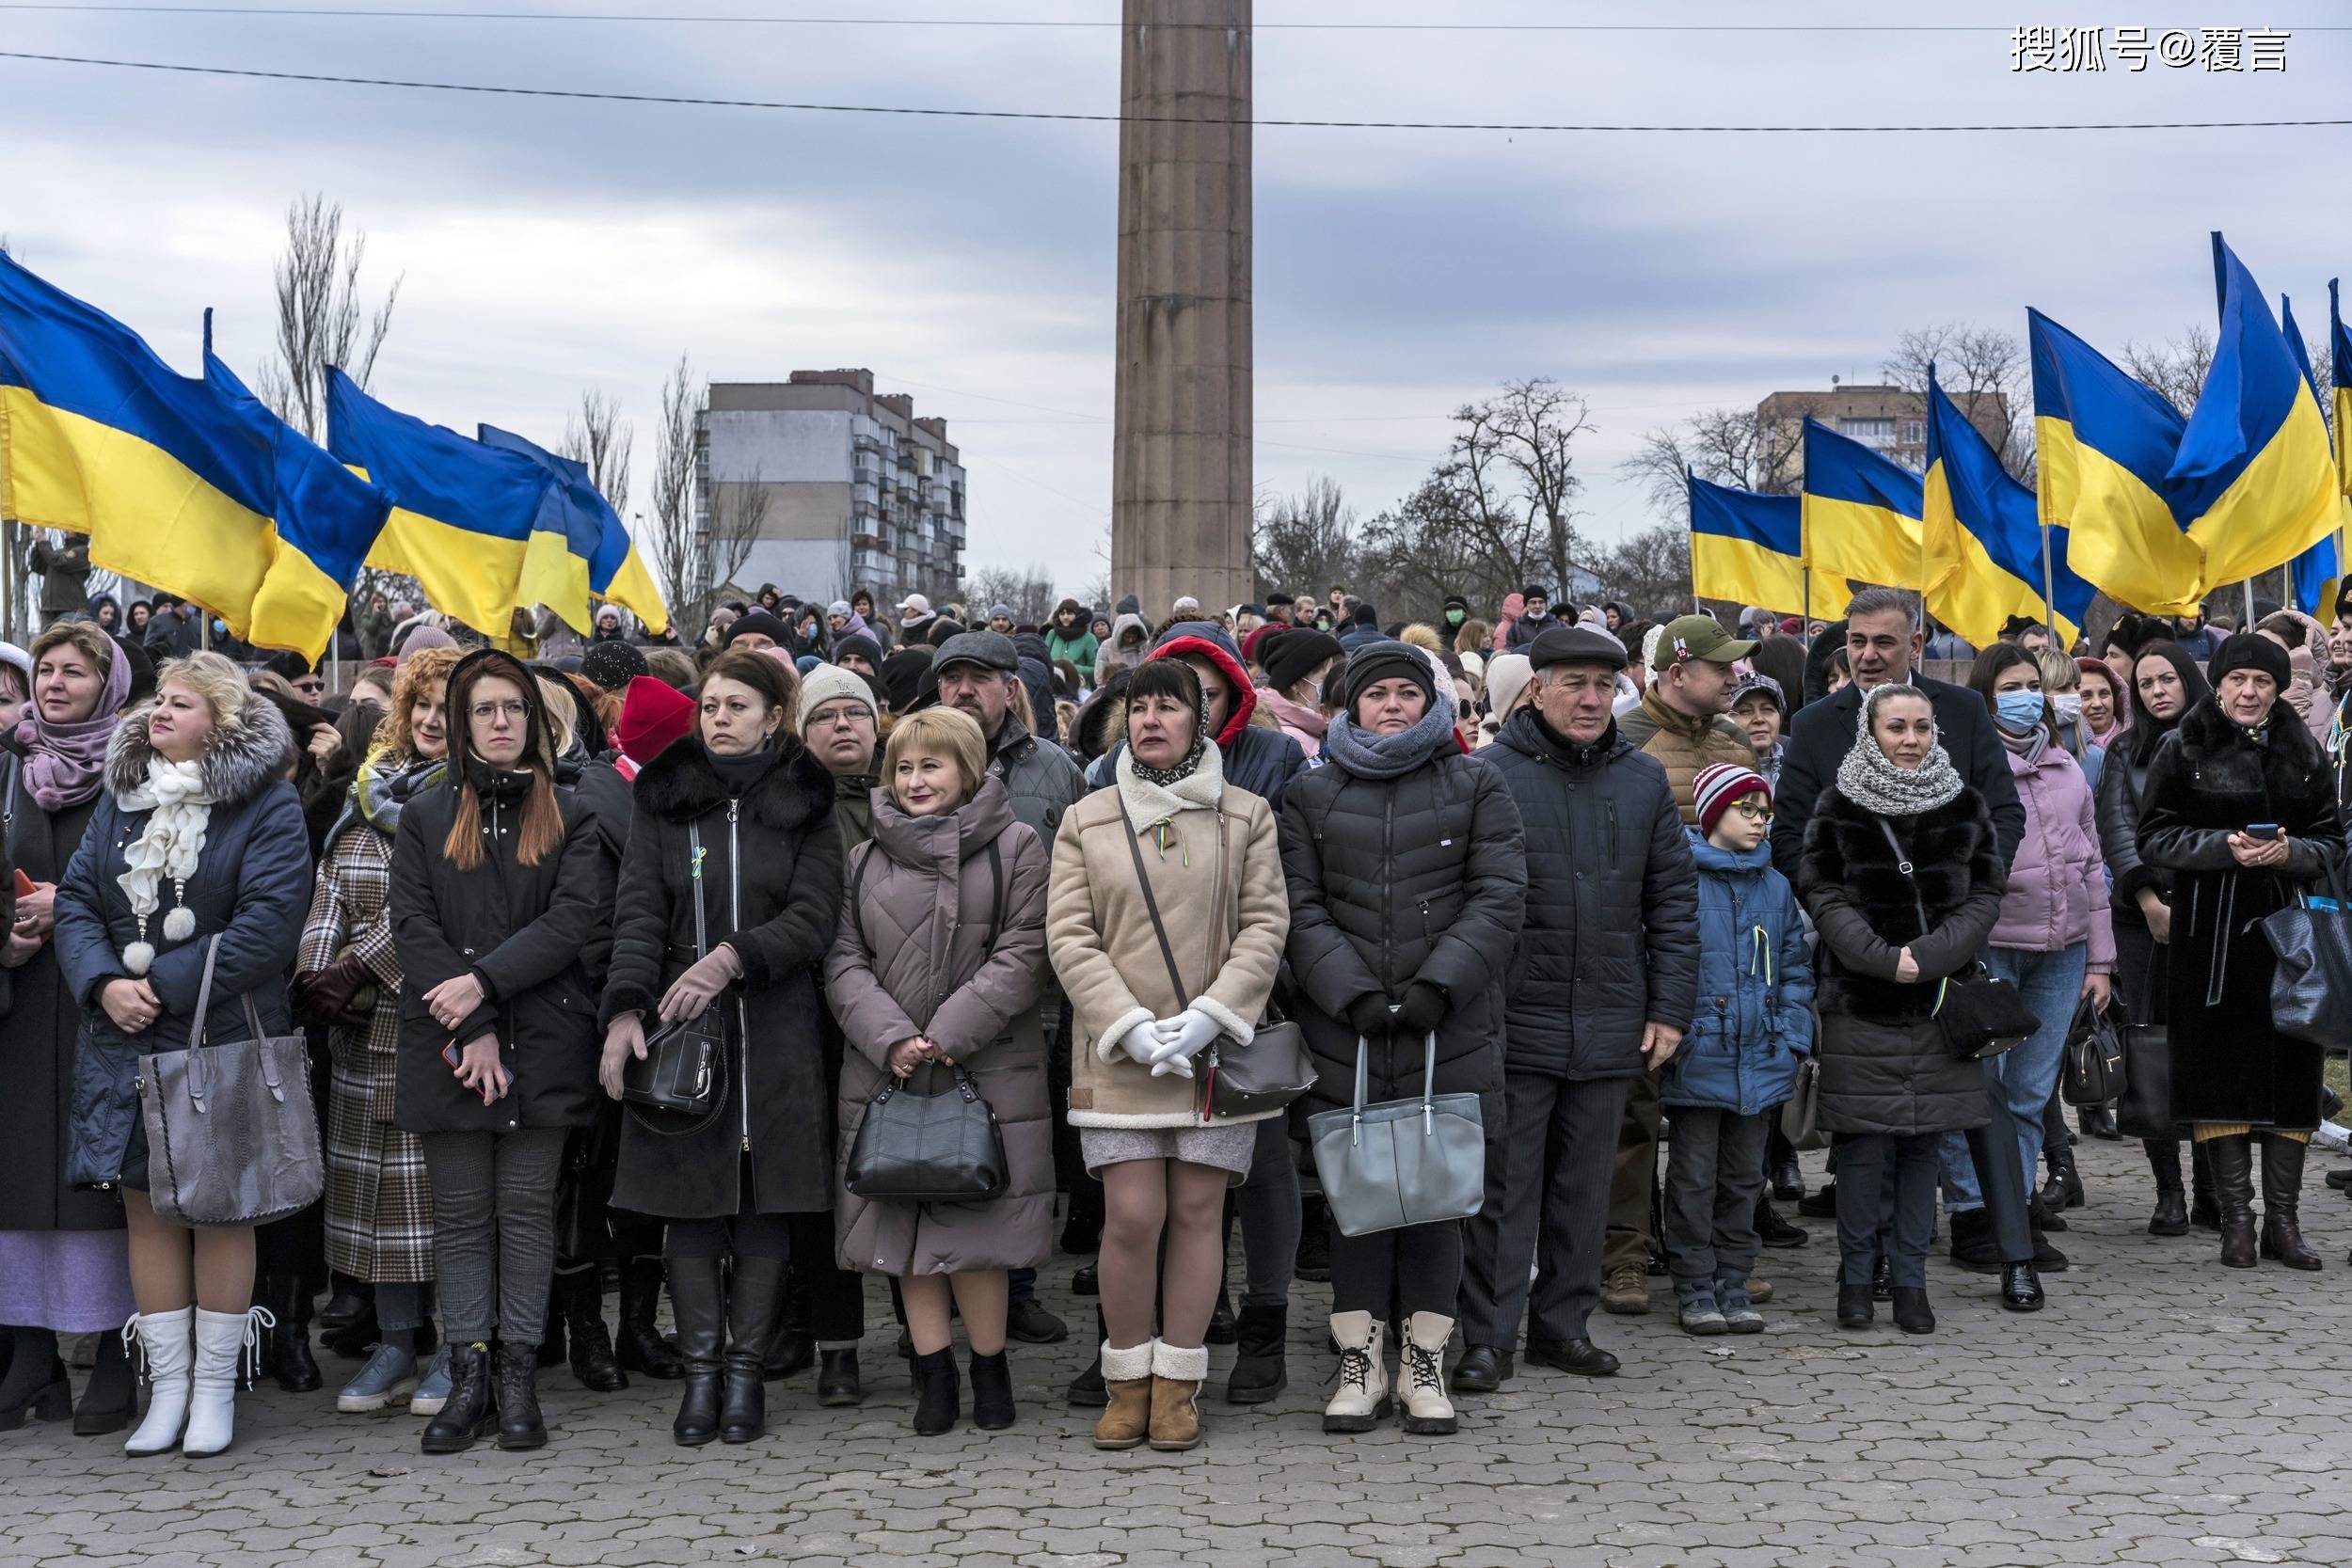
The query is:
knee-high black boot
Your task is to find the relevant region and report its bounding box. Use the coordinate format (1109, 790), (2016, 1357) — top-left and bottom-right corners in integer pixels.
(2208, 1134), (2258, 1268)
(667, 1258), (725, 1447)
(722, 1257), (786, 1444)
(2189, 1139), (2220, 1230)
(615, 1257), (683, 1380)
(2259, 1136), (2323, 1270)
(561, 1268), (627, 1392)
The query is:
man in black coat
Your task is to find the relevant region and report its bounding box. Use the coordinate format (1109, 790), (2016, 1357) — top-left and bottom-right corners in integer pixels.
(1767, 588), (2045, 1304)
(1454, 626), (1699, 1391)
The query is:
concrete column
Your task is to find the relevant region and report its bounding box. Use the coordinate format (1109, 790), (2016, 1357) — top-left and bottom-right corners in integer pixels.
(1110, 0), (1252, 622)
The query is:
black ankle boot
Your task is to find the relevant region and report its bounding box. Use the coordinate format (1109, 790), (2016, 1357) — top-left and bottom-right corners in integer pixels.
(1889, 1287), (1935, 1334)
(722, 1257), (785, 1444)
(0, 1328), (69, 1431)
(911, 1347), (960, 1436)
(2038, 1142), (2084, 1213)
(667, 1257), (726, 1447)
(72, 1324), (136, 1436)
(319, 1279), (370, 1332)
(421, 1343), (498, 1454)
(1835, 1283), (1872, 1328)
(560, 1271), (627, 1392)
(764, 1264), (813, 1381)
(495, 1345), (546, 1450)
(968, 1350), (1014, 1431)
(818, 1346), (863, 1407)
(259, 1275), (322, 1393)
(2146, 1139), (2189, 1236)
(615, 1258), (684, 1380)
(1224, 1303), (1288, 1404)
(1066, 1304), (1108, 1407)
(2259, 1136), (2324, 1271)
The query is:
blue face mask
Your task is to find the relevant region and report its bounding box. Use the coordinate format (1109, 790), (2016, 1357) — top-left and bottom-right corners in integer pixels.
(1994, 690), (2046, 734)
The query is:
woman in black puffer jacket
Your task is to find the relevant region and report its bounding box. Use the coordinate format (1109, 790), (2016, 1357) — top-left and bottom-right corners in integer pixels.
(1279, 644), (1524, 1438)
(1796, 682), (2006, 1336)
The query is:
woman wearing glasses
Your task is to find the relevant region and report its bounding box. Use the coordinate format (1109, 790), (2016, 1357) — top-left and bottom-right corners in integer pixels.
(390, 650), (611, 1454)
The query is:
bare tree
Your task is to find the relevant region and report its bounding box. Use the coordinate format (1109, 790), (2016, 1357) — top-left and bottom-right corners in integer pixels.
(1461, 379), (1595, 595)
(1251, 475), (1360, 602)
(561, 388), (633, 515)
(969, 563), (1058, 625)
(1590, 524), (1692, 620)
(254, 195), (402, 442)
(1882, 322), (2033, 480)
(645, 356), (761, 644)
(2121, 325), (2216, 419)
(1619, 404), (1806, 526)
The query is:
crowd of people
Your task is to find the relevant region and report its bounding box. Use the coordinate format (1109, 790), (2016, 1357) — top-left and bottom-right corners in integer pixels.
(0, 560), (2344, 1461)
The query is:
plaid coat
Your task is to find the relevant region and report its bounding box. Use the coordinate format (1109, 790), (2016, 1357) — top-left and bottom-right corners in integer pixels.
(300, 818), (435, 1283)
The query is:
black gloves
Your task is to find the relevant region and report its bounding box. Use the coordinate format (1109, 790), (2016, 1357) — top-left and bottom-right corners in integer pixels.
(1343, 992), (1394, 1038)
(1392, 980), (1450, 1036)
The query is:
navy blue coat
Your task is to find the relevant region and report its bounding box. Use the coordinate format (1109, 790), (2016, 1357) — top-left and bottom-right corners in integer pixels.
(1659, 830), (1813, 1117)
(55, 696), (308, 1189)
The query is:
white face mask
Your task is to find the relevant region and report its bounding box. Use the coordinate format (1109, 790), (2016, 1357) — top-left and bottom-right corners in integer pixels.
(2051, 693), (2083, 727)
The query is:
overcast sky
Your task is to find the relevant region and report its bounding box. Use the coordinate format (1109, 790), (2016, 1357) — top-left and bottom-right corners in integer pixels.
(5, 3), (2346, 604)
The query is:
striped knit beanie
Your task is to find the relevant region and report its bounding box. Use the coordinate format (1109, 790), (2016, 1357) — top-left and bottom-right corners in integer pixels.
(1692, 762), (1771, 837)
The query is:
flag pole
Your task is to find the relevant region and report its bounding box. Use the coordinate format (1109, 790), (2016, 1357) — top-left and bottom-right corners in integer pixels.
(2038, 515), (2059, 650)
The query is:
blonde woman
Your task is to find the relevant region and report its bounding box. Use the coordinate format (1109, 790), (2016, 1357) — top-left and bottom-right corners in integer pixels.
(54, 652), (309, 1457)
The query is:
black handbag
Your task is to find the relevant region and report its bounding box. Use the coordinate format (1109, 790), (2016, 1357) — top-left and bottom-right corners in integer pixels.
(1873, 820), (2037, 1059)
(2261, 863), (2352, 1053)
(623, 820), (728, 1131)
(1779, 1055), (1826, 1152)
(2115, 1022), (2186, 1139)
(843, 1061), (1009, 1203)
(2060, 991), (2125, 1106)
(1122, 813), (1314, 1121)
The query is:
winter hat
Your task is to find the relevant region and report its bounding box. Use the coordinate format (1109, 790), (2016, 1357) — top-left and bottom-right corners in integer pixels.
(1692, 762), (1772, 837)
(1239, 621), (1285, 669)
(0, 641), (29, 685)
(987, 602), (1015, 623)
(796, 662), (879, 732)
(1779, 617), (1804, 636)
(614, 675), (697, 766)
(1727, 670), (1787, 714)
(1527, 626), (1625, 671)
(580, 638), (649, 691)
(1339, 641), (1438, 716)
(828, 600), (852, 619)
(880, 646), (934, 714)
(898, 593), (934, 628)
(2208, 630), (2291, 692)
(724, 610), (790, 647)
(1485, 652), (1534, 721)
(1263, 628), (1343, 697)
(1172, 594), (1201, 616)
(396, 625), (458, 662)
(832, 630), (883, 669)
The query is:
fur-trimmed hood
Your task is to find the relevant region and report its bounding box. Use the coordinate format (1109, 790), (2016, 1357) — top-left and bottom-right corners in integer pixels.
(1147, 623), (1259, 748)
(632, 733), (834, 833)
(103, 689), (293, 808)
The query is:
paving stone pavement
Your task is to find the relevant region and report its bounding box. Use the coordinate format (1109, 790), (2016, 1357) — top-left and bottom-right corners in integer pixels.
(5, 1136), (2352, 1567)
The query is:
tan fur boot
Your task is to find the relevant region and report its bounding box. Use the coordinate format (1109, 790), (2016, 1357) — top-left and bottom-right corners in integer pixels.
(1090, 1341), (1153, 1450)
(1146, 1340), (1207, 1451)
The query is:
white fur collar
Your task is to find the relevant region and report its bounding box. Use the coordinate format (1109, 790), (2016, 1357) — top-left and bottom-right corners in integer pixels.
(1114, 738), (1226, 832)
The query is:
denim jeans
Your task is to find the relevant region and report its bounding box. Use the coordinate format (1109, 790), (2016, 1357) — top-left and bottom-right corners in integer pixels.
(1939, 944), (2087, 1208)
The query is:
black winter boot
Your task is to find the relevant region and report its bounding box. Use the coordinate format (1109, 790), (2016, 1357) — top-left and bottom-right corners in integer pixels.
(911, 1347), (960, 1436)
(420, 1343), (497, 1454)
(2190, 1139), (2221, 1229)
(666, 1257), (726, 1447)
(259, 1275), (321, 1392)
(1225, 1303), (1288, 1404)
(0, 1328), (68, 1430)
(72, 1324), (137, 1436)
(2038, 1140), (2085, 1213)
(721, 1257), (785, 1444)
(1065, 1304), (1108, 1407)
(2209, 1134), (2258, 1268)
(765, 1264), (814, 1381)
(534, 1287), (566, 1370)
(494, 1345), (546, 1450)
(560, 1270), (627, 1392)
(818, 1347), (863, 1407)
(2146, 1139), (2189, 1236)
(615, 1257), (683, 1380)
(2259, 1136), (2324, 1270)
(968, 1349), (1015, 1431)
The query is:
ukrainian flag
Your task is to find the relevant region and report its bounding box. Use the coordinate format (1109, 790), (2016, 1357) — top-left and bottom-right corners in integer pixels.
(477, 425), (668, 635)
(2029, 308), (2201, 616)
(1921, 368), (2091, 649)
(1688, 473), (1847, 617)
(2167, 234), (2339, 593)
(326, 370), (554, 641)
(0, 254), (388, 660)
(1800, 418), (1923, 591)
(2333, 279), (2352, 498)
(2278, 293), (2344, 614)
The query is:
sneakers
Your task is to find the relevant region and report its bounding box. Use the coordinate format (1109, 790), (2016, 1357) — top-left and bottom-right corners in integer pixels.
(1715, 1279), (1764, 1335)
(408, 1346), (453, 1417)
(1397, 1313), (1456, 1436)
(1600, 1266), (1650, 1315)
(337, 1343), (421, 1413)
(1675, 1281), (1728, 1337)
(1321, 1312), (1391, 1433)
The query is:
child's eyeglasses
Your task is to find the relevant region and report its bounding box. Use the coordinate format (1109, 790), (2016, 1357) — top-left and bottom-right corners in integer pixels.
(1730, 799), (1773, 822)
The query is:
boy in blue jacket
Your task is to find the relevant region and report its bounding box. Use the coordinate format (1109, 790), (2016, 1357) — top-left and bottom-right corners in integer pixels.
(1662, 764), (1813, 1335)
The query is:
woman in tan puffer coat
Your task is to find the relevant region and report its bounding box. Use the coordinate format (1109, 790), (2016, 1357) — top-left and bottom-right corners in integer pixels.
(824, 707), (1050, 1438)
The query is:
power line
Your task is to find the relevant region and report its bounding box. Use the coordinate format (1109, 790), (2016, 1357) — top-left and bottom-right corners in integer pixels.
(5, 50), (2347, 133)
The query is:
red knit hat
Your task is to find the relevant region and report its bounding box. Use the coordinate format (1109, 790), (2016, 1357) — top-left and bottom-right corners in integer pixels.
(1692, 762), (1771, 837)
(615, 674), (696, 767)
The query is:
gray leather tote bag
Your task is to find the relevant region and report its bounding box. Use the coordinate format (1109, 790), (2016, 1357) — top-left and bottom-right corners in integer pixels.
(1309, 1032), (1485, 1238)
(135, 936), (325, 1227)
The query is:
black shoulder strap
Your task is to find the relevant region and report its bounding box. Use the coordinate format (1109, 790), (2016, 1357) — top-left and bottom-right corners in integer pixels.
(850, 840), (875, 953)
(1873, 816), (1932, 933)
(1122, 819), (1190, 1005)
(983, 837), (1005, 952)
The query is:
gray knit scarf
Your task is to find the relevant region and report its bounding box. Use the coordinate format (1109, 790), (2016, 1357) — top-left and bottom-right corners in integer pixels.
(1834, 685), (1964, 816)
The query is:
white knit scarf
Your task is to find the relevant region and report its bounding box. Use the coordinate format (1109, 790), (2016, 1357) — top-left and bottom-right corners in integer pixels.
(1115, 736), (1226, 847)
(114, 755), (215, 975)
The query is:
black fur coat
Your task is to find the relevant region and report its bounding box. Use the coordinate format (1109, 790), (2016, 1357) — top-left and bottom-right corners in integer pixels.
(2137, 697), (2344, 1129)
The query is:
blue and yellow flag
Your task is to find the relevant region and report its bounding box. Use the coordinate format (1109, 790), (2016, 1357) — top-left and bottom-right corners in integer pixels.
(326, 370), (554, 641)
(2167, 234), (2339, 592)
(1800, 418), (1923, 591)
(0, 254), (388, 659)
(2029, 307), (2201, 616)
(477, 425), (668, 635)
(2332, 279), (2352, 499)
(1688, 473), (1847, 618)
(1921, 368), (2091, 648)
(2278, 293), (2343, 615)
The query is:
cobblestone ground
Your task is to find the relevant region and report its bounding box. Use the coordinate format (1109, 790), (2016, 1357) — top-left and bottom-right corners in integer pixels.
(4, 1136), (2350, 1567)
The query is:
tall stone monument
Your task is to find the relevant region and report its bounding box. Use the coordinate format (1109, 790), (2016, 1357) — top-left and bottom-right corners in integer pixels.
(1110, 0), (1253, 620)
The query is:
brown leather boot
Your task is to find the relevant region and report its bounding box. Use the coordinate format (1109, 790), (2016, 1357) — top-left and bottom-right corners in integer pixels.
(1090, 1341), (1153, 1450)
(2258, 1136), (2324, 1271)
(1146, 1341), (1207, 1452)
(2207, 1134), (2258, 1269)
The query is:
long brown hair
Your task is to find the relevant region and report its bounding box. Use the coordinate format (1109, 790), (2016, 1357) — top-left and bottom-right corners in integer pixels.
(441, 649), (565, 871)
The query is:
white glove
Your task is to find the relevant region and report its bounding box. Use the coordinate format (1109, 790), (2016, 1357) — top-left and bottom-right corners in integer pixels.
(1112, 1014), (1163, 1067)
(1146, 1008), (1221, 1078)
